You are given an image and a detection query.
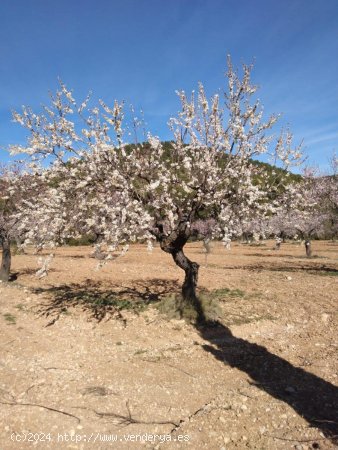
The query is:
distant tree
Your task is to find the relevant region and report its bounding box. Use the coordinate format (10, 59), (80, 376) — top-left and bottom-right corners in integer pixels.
(0, 163), (39, 281)
(266, 167), (334, 256)
(323, 155), (338, 238)
(191, 218), (216, 263)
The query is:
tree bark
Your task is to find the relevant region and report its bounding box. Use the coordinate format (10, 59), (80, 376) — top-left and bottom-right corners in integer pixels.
(0, 237), (11, 282)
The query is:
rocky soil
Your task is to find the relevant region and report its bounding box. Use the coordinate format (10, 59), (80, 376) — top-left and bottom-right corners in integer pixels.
(0, 240), (337, 449)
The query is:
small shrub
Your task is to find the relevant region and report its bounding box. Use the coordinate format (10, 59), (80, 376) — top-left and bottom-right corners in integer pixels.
(3, 313), (16, 324)
(211, 288), (245, 299)
(15, 304), (25, 311)
(80, 292), (147, 312)
(314, 270), (338, 277)
(134, 349), (148, 355)
(155, 293), (222, 323)
(65, 235), (96, 246)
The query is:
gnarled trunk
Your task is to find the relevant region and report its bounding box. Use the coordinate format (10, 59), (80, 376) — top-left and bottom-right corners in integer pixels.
(172, 249), (199, 300)
(171, 248), (205, 322)
(0, 237), (11, 282)
(159, 228), (205, 322)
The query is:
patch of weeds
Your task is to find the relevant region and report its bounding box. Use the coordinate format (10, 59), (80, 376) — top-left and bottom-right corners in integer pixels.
(155, 294), (194, 321)
(81, 292), (148, 312)
(228, 316), (253, 326)
(313, 270), (338, 277)
(3, 313), (16, 325)
(81, 386), (111, 396)
(211, 288), (245, 300)
(298, 255), (328, 260)
(245, 291), (263, 300)
(134, 349), (148, 355)
(143, 355), (163, 362)
(155, 293), (222, 323)
(199, 294), (223, 321)
(15, 304), (25, 311)
(224, 312), (275, 327)
(166, 345), (183, 352)
(259, 312), (275, 321)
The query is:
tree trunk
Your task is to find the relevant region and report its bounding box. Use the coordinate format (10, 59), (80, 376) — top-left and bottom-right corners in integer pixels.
(202, 238), (211, 254)
(14, 237), (25, 255)
(305, 240), (312, 258)
(202, 238), (211, 267)
(171, 248), (205, 322)
(0, 237), (11, 282)
(172, 249), (199, 299)
(158, 226), (205, 322)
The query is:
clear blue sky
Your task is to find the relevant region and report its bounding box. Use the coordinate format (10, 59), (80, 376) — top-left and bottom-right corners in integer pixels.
(0, 0), (337, 171)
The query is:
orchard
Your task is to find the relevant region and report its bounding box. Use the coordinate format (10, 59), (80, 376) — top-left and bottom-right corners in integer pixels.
(1, 60), (337, 447)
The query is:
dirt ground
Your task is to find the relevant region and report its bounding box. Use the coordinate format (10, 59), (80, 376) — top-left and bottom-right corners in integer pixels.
(0, 240), (337, 450)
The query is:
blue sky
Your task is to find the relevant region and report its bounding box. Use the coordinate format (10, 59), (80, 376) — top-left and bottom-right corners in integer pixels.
(0, 0), (337, 171)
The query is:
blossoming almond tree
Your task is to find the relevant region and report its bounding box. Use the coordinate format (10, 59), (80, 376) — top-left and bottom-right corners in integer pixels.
(0, 163), (42, 281)
(10, 58), (304, 320)
(324, 155), (338, 237)
(267, 165), (338, 255)
(0, 166), (14, 281)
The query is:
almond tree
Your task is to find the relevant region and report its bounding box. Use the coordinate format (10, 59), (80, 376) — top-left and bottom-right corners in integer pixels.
(10, 59), (304, 320)
(267, 165), (338, 256)
(0, 168), (13, 281)
(324, 155), (338, 238)
(191, 218), (217, 259)
(0, 163), (39, 281)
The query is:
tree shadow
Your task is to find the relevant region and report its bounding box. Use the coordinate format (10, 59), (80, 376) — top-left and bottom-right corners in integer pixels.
(10, 268), (59, 280)
(214, 263), (338, 275)
(253, 264), (338, 275)
(8, 272), (19, 281)
(244, 253), (297, 258)
(29, 279), (338, 442)
(244, 253), (332, 262)
(58, 254), (86, 259)
(196, 320), (338, 443)
(33, 279), (181, 323)
(8, 268), (57, 281)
